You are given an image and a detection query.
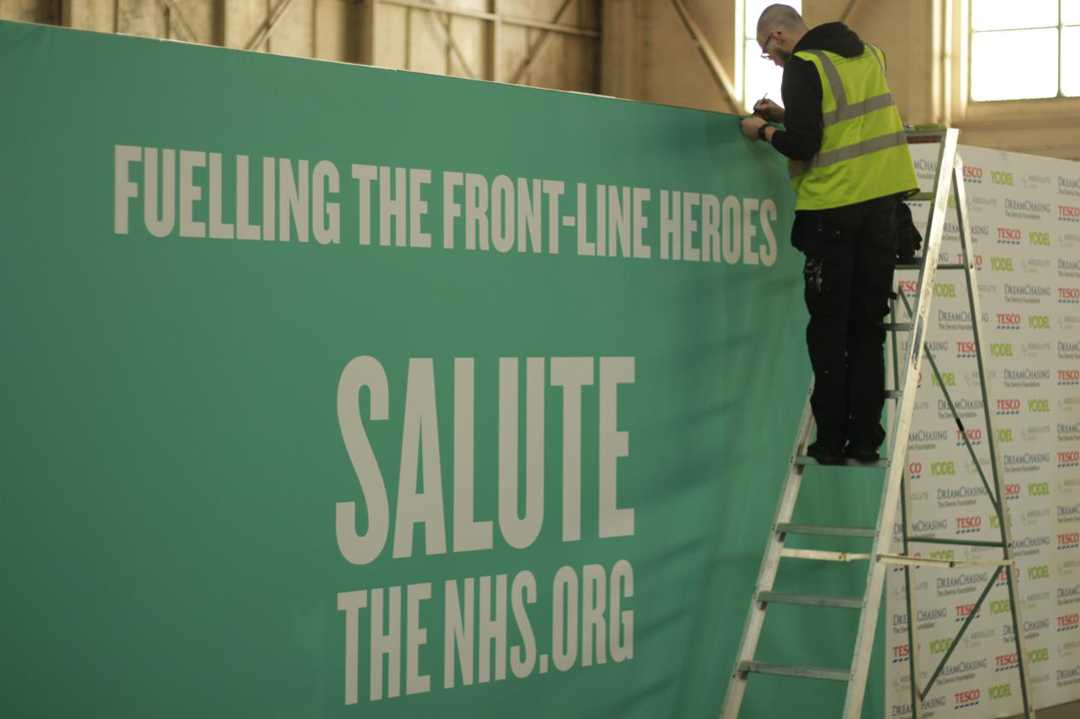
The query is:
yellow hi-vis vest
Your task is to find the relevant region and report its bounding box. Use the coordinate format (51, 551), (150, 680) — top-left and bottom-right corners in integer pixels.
(789, 43), (918, 211)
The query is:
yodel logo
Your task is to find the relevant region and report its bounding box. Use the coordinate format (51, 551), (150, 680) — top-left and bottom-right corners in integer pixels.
(991, 256), (1014, 271)
(989, 683), (1012, 699)
(1029, 564), (1051, 580)
(1029, 482), (1050, 496)
(990, 342), (1012, 356)
(930, 461), (955, 476)
(1029, 230), (1052, 245)
(992, 170), (1014, 185)
(933, 282), (956, 298)
(1029, 314), (1051, 329)
(1029, 398), (1051, 411)
(930, 638), (951, 654)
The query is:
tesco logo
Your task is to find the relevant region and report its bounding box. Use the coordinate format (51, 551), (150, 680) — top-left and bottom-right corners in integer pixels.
(997, 226), (1022, 241)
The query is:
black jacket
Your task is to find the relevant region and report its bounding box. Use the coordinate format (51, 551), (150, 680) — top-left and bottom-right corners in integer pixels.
(770, 22), (867, 161)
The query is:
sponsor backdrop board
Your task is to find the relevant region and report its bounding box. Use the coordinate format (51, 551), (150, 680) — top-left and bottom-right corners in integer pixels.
(0, 20), (894, 719)
(884, 145), (1080, 717)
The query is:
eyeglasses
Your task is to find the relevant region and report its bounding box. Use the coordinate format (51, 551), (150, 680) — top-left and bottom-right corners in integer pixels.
(760, 35), (776, 60)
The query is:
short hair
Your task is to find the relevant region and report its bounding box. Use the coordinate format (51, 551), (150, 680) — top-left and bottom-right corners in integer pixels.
(757, 4), (807, 38)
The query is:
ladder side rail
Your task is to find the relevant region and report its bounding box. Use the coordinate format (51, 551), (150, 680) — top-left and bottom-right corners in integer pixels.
(719, 388), (816, 719)
(952, 158), (1036, 718)
(893, 288), (923, 718)
(899, 480), (922, 718)
(841, 129), (960, 719)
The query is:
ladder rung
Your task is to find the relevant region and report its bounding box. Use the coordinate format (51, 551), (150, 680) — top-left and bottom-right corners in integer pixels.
(895, 262), (966, 271)
(779, 548), (871, 562)
(884, 322), (912, 331)
(877, 553), (1015, 569)
(794, 455), (890, 469)
(776, 523), (876, 539)
(737, 661), (850, 682)
(756, 591), (863, 609)
(906, 191), (934, 202)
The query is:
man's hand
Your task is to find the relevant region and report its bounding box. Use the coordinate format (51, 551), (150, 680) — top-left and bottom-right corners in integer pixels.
(741, 116), (767, 141)
(752, 98), (784, 122)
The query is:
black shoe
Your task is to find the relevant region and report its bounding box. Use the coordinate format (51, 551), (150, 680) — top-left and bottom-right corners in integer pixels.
(806, 441), (845, 465)
(844, 443), (880, 464)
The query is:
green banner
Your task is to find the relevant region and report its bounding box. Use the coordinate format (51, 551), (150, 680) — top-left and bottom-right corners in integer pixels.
(0, 20), (884, 718)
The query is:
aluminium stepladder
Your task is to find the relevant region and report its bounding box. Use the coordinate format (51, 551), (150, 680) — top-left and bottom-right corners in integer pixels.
(719, 128), (1035, 718)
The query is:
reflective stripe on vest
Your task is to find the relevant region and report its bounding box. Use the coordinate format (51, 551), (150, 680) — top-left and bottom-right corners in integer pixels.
(788, 43), (918, 209)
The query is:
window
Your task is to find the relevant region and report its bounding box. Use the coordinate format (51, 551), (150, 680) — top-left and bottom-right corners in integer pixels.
(970, 0), (1080, 100)
(742, 0), (802, 112)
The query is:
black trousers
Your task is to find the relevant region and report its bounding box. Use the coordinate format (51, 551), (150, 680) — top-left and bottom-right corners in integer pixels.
(793, 195), (899, 451)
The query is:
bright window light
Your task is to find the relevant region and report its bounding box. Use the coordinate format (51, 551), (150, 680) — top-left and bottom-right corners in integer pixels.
(1063, 26), (1080, 96)
(970, 29), (1058, 100)
(970, 0), (1076, 101)
(742, 1), (801, 113)
(971, 0), (1056, 30)
(1062, 0), (1080, 25)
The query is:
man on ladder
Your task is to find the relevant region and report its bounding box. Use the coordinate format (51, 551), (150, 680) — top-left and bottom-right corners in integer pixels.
(740, 4), (918, 464)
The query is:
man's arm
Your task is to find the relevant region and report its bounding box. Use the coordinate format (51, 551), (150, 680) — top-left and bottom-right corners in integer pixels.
(767, 57), (823, 161)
